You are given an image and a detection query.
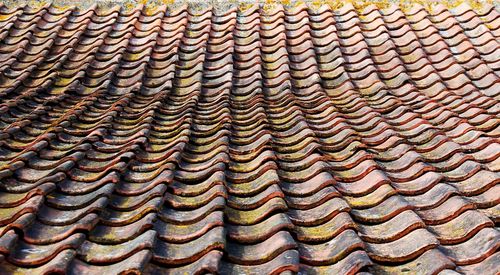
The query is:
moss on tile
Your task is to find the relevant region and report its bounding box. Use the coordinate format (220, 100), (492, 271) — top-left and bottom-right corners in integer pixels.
(0, 0), (498, 12)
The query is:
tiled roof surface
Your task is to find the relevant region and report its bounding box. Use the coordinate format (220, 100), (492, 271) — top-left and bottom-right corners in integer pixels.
(0, 2), (499, 274)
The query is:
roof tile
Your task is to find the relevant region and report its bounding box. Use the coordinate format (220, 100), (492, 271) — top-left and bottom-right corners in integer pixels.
(0, 2), (498, 274)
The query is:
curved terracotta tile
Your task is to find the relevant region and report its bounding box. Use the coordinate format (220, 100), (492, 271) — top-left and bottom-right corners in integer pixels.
(286, 185), (340, 210)
(344, 184), (396, 209)
(220, 249), (299, 275)
(298, 229), (364, 265)
(227, 183), (284, 210)
(37, 197), (107, 226)
(0, 230), (17, 254)
(0, 182), (53, 208)
(0, 212), (33, 238)
(0, 249), (75, 274)
(478, 203), (499, 223)
(9, 233), (84, 266)
(90, 212), (155, 244)
(0, 195), (42, 226)
(357, 210), (426, 243)
(0, 4), (498, 274)
(335, 169), (390, 196)
(227, 212), (292, 243)
(468, 183), (500, 209)
(165, 184), (225, 210)
(47, 183), (114, 210)
(77, 230), (155, 264)
(456, 251), (500, 274)
(418, 195), (476, 225)
(226, 231), (296, 265)
(351, 195), (412, 223)
(225, 197), (288, 225)
(25, 213), (98, 245)
(226, 169), (279, 196)
(391, 171), (443, 195)
(302, 249), (371, 273)
(281, 171), (335, 196)
(405, 183), (458, 210)
(153, 226), (225, 266)
(440, 228), (499, 265)
(144, 250), (220, 274)
(370, 249), (454, 274)
(288, 197), (350, 226)
(429, 210), (494, 245)
(156, 211), (223, 243)
(366, 229), (439, 262)
(100, 196), (161, 226)
(70, 250), (151, 275)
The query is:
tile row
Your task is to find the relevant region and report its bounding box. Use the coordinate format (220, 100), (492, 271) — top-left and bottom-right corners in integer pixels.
(0, 2), (498, 274)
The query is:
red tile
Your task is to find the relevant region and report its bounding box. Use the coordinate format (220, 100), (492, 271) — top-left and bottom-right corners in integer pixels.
(0, 2), (498, 274)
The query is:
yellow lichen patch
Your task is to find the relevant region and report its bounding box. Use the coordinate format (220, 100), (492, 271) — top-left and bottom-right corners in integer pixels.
(308, 0), (323, 9)
(26, 0), (47, 8)
(398, 0), (413, 12)
(262, 0), (279, 11)
(144, 2), (165, 15)
(0, 13), (14, 21)
(124, 2), (136, 11)
(315, 0), (342, 10)
(467, 0), (490, 10)
(52, 4), (72, 11)
(349, 0), (372, 10)
(238, 2), (254, 11)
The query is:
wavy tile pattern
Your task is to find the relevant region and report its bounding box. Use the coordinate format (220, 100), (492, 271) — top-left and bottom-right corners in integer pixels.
(0, 2), (499, 274)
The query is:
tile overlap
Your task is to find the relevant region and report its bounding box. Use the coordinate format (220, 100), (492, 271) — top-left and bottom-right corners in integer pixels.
(0, 2), (499, 274)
